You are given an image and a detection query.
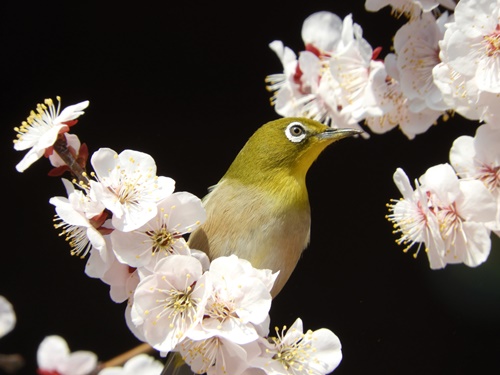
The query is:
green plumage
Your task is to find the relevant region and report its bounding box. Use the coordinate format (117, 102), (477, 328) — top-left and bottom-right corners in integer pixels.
(188, 117), (359, 297)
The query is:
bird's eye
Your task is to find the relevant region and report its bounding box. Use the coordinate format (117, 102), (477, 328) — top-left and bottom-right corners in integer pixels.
(285, 122), (307, 143)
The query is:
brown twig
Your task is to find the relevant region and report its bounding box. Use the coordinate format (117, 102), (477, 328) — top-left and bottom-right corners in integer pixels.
(52, 134), (89, 185)
(91, 343), (155, 374)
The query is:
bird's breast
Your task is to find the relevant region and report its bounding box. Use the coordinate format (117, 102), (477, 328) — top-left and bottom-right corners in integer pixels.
(187, 178), (311, 297)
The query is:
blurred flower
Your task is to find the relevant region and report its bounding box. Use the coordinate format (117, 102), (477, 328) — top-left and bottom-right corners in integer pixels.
(98, 354), (163, 375)
(13, 97), (89, 172)
(0, 296), (15, 338)
(37, 335), (98, 375)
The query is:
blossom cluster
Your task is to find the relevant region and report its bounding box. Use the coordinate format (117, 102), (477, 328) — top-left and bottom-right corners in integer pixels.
(12, 97), (342, 375)
(266, 0), (500, 139)
(266, 0), (500, 268)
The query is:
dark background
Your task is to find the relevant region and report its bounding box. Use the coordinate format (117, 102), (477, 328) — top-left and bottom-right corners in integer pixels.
(2, 1), (500, 374)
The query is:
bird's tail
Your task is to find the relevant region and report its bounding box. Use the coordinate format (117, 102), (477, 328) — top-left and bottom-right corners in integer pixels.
(161, 352), (195, 375)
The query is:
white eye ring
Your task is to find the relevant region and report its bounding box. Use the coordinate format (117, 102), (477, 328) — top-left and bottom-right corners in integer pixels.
(285, 122), (307, 143)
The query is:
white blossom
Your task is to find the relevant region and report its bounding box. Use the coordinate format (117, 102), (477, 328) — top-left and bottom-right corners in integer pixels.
(131, 255), (210, 353)
(90, 148), (175, 232)
(365, 0), (455, 19)
(386, 168), (446, 269)
(37, 335), (98, 375)
(329, 13), (388, 124)
(0, 296), (15, 338)
(394, 12), (450, 111)
(364, 53), (443, 139)
(388, 164), (497, 268)
(440, 0), (500, 94)
(450, 122), (500, 235)
(249, 318), (342, 375)
(177, 336), (261, 375)
(13, 97), (89, 172)
(49, 178), (108, 259)
(188, 255), (275, 345)
(111, 192), (206, 271)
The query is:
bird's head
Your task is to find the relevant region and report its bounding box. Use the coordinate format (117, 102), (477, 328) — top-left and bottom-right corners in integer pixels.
(223, 117), (361, 183)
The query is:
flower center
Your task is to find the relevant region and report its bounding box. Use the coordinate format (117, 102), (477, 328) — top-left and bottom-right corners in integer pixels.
(478, 163), (500, 192)
(271, 327), (309, 372)
(116, 181), (140, 206)
(205, 293), (236, 328)
(167, 287), (194, 314)
(433, 202), (465, 257)
(146, 225), (177, 255)
(483, 24), (500, 57)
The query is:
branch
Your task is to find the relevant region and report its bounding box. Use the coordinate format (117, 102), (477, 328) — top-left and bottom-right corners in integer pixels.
(91, 343), (155, 374)
(52, 134), (89, 186)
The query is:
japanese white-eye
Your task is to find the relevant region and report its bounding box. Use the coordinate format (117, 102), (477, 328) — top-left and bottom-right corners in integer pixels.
(161, 117), (359, 375)
(188, 117), (360, 297)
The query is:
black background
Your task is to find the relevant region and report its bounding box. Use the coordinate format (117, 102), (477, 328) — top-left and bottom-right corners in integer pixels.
(2, 1), (500, 374)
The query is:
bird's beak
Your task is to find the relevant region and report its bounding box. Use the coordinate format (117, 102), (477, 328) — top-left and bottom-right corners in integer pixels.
(317, 127), (364, 142)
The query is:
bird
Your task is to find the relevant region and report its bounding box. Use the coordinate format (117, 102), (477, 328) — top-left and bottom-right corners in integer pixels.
(162, 117), (361, 375)
(188, 117), (360, 297)
(161, 117), (360, 375)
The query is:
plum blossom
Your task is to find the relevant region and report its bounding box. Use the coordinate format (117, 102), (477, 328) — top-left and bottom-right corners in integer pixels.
(420, 163), (496, 266)
(37, 335), (98, 375)
(393, 12), (450, 111)
(188, 255), (276, 345)
(248, 318), (342, 375)
(98, 354), (163, 375)
(450, 122), (500, 235)
(98, 250), (140, 303)
(329, 13), (388, 125)
(364, 53), (443, 139)
(111, 192), (206, 271)
(13, 97), (89, 172)
(130, 255), (210, 353)
(386, 168), (446, 269)
(90, 148), (175, 232)
(388, 164), (497, 268)
(177, 336), (261, 375)
(0, 296), (15, 338)
(365, 0), (456, 19)
(49, 178), (108, 259)
(266, 11), (368, 132)
(440, 0), (500, 94)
